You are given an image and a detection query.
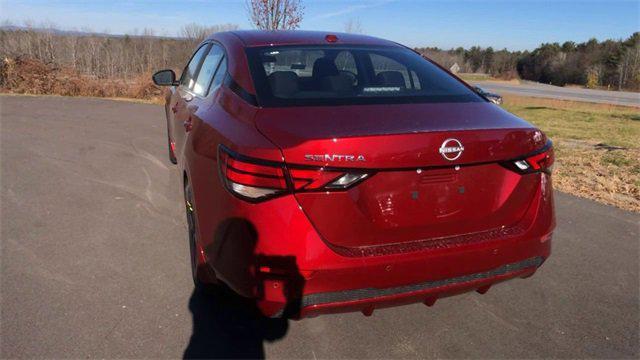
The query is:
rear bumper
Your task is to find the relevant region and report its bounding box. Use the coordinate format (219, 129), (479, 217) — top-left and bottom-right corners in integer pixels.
(255, 232), (551, 318)
(303, 256), (542, 306)
(197, 165), (555, 319)
(250, 188), (553, 318)
(293, 256), (544, 318)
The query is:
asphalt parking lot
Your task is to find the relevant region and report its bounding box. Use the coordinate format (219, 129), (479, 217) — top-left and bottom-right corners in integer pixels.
(1, 95), (638, 359)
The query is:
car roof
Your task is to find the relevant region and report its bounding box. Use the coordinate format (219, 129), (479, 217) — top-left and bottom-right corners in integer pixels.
(209, 30), (401, 48)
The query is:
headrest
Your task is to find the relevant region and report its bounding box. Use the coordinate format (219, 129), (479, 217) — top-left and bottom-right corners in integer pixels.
(321, 74), (353, 94)
(375, 71), (406, 88)
(312, 57), (339, 79)
(268, 71), (299, 97)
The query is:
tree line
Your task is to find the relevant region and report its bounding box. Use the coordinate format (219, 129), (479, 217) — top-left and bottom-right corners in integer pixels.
(416, 32), (640, 90)
(1, 23), (638, 92)
(415, 46), (522, 80)
(517, 33), (640, 90)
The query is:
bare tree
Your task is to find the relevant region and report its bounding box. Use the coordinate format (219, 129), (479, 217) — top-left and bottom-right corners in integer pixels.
(180, 23), (239, 46)
(178, 22), (240, 62)
(0, 21), (239, 80)
(344, 19), (363, 34)
(617, 37), (640, 90)
(246, 0), (304, 30)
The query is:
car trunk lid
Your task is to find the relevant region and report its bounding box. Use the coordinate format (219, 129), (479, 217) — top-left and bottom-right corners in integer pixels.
(255, 102), (547, 251)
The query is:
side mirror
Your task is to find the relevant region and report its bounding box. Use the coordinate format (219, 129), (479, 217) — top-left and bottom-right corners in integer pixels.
(152, 69), (178, 86)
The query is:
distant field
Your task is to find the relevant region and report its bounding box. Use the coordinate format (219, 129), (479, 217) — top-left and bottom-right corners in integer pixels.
(457, 73), (521, 85)
(457, 73), (494, 82)
(502, 95), (640, 212)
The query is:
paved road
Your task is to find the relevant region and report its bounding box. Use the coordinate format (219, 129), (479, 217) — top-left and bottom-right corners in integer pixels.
(475, 81), (640, 107)
(1, 95), (638, 359)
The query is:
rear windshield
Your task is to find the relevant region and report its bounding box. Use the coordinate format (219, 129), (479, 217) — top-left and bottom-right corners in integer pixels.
(245, 45), (483, 107)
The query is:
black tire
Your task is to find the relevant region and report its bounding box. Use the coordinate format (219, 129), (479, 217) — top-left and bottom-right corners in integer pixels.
(184, 181), (212, 289)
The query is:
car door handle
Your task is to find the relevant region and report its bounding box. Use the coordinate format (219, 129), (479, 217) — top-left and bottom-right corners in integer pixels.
(183, 117), (193, 132)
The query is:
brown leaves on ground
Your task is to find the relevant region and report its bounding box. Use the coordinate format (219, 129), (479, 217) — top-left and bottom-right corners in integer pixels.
(503, 95), (640, 212)
(553, 140), (639, 212)
(0, 56), (164, 102)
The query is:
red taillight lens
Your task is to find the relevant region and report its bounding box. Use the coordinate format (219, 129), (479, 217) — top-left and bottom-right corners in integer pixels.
(289, 168), (370, 190)
(527, 147), (554, 171)
(507, 144), (554, 175)
(218, 146), (371, 202)
(289, 168), (343, 190)
(225, 158), (288, 189)
(219, 148), (288, 202)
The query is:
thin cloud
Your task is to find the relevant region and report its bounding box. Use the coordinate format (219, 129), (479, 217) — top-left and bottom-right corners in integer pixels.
(312, 0), (396, 20)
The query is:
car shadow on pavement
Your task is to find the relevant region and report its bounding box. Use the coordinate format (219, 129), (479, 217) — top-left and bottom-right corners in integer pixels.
(183, 286), (289, 359)
(183, 218), (305, 359)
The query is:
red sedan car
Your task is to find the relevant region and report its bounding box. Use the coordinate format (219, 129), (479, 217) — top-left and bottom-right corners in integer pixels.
(152, 30), (555, 318)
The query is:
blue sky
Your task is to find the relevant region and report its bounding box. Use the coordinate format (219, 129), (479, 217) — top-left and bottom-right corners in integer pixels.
(1, 0), (638, 50)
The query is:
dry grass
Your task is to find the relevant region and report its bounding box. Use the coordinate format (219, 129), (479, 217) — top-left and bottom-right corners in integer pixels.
(458, 73), (494, 82)
(0, 56), (165, 102)
(502, 95), (640, 212)
(458, 73), (521, 84)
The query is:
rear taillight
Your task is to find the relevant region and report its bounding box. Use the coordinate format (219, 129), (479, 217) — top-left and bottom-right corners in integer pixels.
(504, 143), (554, 175)
(218, 148), (288, 201)
(218, 146), (372, 202)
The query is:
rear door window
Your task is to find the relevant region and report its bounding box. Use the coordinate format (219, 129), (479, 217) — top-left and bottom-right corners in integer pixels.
(369, 53), (413, 89)
(180, 44), (210, 90)
(209, 56), (227, 92)
(335, 50), (359, 86)
(192, 44), (224, 96)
